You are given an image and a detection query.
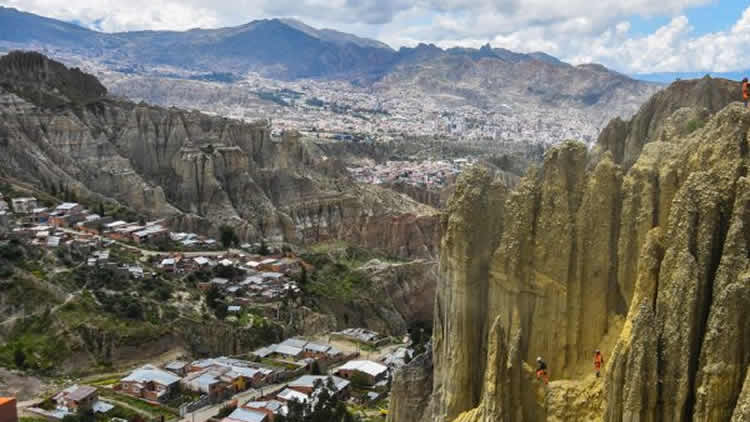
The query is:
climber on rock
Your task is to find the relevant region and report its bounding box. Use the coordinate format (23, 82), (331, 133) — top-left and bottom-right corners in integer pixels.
(536, 356), (549, 385)
(743, 78), (749, 107)
(594, 349), (604, 378)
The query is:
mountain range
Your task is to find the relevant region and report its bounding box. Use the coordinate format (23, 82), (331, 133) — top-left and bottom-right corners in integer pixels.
(0, 6), (638, 82)
(0, 7), (663, 149)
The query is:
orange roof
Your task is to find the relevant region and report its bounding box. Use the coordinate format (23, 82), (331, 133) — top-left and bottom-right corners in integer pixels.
(0, 397), (16, 405)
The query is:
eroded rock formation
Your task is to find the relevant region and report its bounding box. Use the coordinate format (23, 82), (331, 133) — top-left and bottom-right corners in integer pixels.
(389, 77), (750, 422)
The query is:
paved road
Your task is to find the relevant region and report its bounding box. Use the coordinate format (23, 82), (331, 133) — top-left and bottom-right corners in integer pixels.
(180, 383), (285, 422)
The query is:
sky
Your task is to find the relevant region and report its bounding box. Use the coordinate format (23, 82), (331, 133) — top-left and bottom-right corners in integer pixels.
(2, 0), (750, 74)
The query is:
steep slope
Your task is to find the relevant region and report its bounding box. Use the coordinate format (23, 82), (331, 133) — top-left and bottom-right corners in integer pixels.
(0, 52), (439, 257)
(390, 77), (750, 422)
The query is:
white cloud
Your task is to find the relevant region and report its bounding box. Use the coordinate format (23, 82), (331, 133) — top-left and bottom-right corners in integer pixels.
(2, 0), (749, 73)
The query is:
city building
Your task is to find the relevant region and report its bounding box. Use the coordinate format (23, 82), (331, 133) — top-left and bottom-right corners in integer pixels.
(11, 197), (37, 214)
(335, 360), (389, 386)
(54, 385), (98, 412)
(222, 407), (268, 422)
(118, 365), (181, 402)
(0, 397), (17, 422)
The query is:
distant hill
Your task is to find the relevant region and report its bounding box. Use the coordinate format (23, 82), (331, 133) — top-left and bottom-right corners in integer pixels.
(634, 71), (748, 83)
(0, 6), (642, 86)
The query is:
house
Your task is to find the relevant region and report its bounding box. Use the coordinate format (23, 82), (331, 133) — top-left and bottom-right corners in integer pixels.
(0, 397), (17, 422)
(104, 221), (129, 232)
(302, 342), (332, 359)
(211, 277), (230, 287)
(55, 202), (83, 216)
(181, 370), (230, 398)
(55, 385), (98, 411)
(258, 258), (279, 271)
(186, 358), (273, 390)
(243, 401), (287, 421)
(46, 236), (61, 248)
(272, 344), (303, 360)
(11, 197), (37, 214)
(222, 407), (268, 422)
(133, 226), (169, 244)
(164, 361), (188, 376)
(276, 388), (309, 404)
(228, 305), (242, 313)
(287, 375), (350, 397)
(335, 360), (389, 386)
(30, 207), (50, 224)
(160, 257), (181, 272)
(261, 272), (284, 282)
(193, 256), (211, 268)
(119, 365), (181, 402)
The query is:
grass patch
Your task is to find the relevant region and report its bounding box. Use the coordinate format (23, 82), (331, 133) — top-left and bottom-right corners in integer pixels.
(687, 118), (705, 133)
(260, 358), (299, 370)
(99, 389), (178, 420)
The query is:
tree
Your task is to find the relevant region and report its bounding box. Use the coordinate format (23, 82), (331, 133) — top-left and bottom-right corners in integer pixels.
(98, 202), (105, 216)
(257, 238), (270, 256)
(219, 225), (239, 249)
(13, 347), (26, 369)
(311, 360), (323, 375)
(217, 403), (237, 418)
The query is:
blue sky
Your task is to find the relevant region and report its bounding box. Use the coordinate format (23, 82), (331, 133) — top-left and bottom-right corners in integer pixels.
(3, 0), (750, 74)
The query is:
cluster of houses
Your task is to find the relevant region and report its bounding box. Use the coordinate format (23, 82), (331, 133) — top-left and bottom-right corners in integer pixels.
(156, 254), (305, 304)
(220, 357), (392, 422)
(0, 195), (219, 251)
(332, 328), (387, 346)
(116, 357), (284, 403)
(251, 338), (346, 365)
(28, 385), (115, 420)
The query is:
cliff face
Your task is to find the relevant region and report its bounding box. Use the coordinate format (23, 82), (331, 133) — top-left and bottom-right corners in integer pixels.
(0, 52), (438, 258)
(390, 77), (750, 422)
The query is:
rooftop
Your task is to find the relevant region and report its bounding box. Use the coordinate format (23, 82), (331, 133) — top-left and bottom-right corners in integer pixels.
(289, 375), (350, 392)
(66, 385), (97, 401)
(121, 365), (181, 386)
(337, 360), (388, 377)
(277, 388), (309, 403)
(226, 407), (268, 422)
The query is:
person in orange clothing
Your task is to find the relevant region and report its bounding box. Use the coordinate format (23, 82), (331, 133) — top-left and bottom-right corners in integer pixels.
(594, 349), (604, 378)
(743, 78), (749, 107)
(536, 356), (549, 385)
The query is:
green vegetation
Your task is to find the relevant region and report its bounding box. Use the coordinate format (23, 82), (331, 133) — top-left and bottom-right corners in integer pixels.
(687, 118), (705, 133)
(276, 379), (359, 422)
(216, 403), (237, 418)
(301, 252), (371, 301)
(219, 225), (239, 249)
(0, 310), (70, 373)
(99, 389), (178, 420)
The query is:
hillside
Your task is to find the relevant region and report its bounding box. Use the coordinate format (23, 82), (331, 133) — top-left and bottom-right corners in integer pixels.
(0, 51), (439, 258)
(388, 76), (750, 422)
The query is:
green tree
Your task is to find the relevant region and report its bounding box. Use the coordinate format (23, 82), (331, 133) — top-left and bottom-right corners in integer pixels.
(257, 238), (270, 256)
(219, 225), (239, 249)
(217, 403), (237, 418)
(13, 346), (26, 369)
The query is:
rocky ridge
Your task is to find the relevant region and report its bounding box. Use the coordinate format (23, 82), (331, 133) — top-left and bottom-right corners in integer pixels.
(0, 52), (439, 258)
(389, 77), (750, 422)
